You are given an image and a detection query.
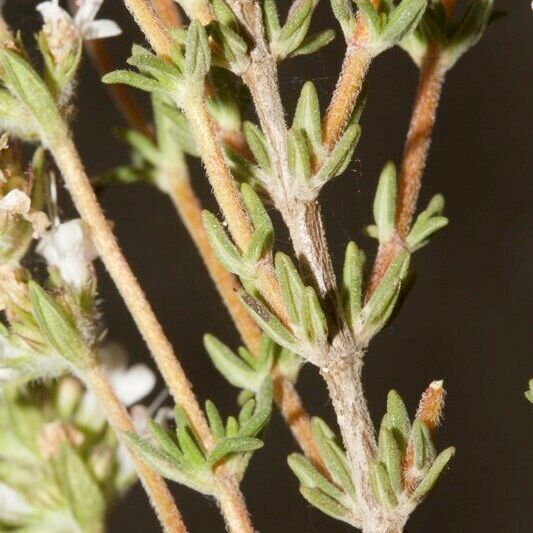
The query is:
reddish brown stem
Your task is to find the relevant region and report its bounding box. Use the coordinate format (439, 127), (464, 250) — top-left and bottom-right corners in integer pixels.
(367, 49), (446, 297)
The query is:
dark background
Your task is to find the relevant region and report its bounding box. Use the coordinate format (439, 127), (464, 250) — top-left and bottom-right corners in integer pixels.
(6, 1), (532, 531)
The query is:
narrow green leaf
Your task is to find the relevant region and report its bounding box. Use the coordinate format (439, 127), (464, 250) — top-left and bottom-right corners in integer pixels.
(406, 215), (448, 249)
(293, 81), (322, 154)
(185, 20), (211, 81)
(305, 287), (329, 344)
(225, 416), (239, 437)
(239, 291), (299, 352)
(311, 418), (355, 497)
(28, 282), (91, 366)
(411, 419), (436, 470)
(386, 389), (411, 450)
(243, 122), (272, 174)
(263, 0), (282, 42)
(411, 446), (455, 501)
(342, 241), (365, 330)
(0, 48), (65, 143)
(291, 29), (336, 57)
(205, 400), (225, 441)
(212, 22), (248, 68)
(240, 183), (274, 235)
(118, 129), (160, 166)
(238, 399), (256, 425)
(313, 124), (361, 188)
(244, 225), (272, 265)
(331, 0), (355, 38)
(212, 0), (239, 28)
(373, 161), (397, 242)
(204, 334), (258, 390)
(148, 419), (182, 459)
(103, 70), (164, 94)
(381, 0), (427, 49)
(208, 437), (263, 466)
(202, 210), (251, 278)
(380, 428), (403, 496)
(288, 128), (312, 181)
(299, 486), (352, 524)
(288, 454), (344, 501)
(275, 252), (306, 324)
(238, 378), (273, 437)
(363, 251), (410, 331)
(276, 0), (314, 58)
(127, 52), (180, 88)
(369, 461), (398, 510)
(354, 0), (381, 36)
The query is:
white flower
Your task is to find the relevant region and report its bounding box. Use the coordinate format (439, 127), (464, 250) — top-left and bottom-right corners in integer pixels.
(36, 0), (122, 41)
(37, 219), (98, 290)
(76, 343), (156, 431)
(0, 189), (50, 237)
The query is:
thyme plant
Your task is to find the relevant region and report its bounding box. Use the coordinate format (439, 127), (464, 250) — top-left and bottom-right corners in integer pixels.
(0, 0), (495, 531)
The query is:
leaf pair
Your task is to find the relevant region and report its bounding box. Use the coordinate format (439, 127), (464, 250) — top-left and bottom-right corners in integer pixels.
(204, 333), (275, 392)
(288, 417), (360, 527)
(202, 184), (274, 280)
(400, 0), (494, 68)
(126, 378), (273, 493)
(371, 388), (455, 509)
(265, 0), (335, 60)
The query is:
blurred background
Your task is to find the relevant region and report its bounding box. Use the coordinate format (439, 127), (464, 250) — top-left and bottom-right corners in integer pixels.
(4, 0), (532, 531)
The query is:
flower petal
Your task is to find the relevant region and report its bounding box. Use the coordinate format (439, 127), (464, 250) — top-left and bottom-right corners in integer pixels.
(82, 19), (122, 40)
(112, 364), (156, 406)
(0, 189), (31, 216)
(0, 482), (32, 521)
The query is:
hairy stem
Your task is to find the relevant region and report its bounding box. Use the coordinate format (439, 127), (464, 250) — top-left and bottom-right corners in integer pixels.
(322, 46), (372, 154)
(84, 362), (187, 533)
(368, 49), (446, 296)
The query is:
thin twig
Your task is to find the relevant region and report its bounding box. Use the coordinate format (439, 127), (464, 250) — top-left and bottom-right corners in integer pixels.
(85, 361), (187, 533)
(367, 48), (446, 296)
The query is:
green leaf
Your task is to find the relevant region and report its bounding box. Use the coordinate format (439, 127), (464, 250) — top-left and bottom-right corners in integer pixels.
(176, 424), (206, 468)
(0, 48), (65, 143)
(313, 124), (361, 189)
(305, 287), (329, 344)
(244, 224), (273, 264)
(362, 251), (410, 334)
(369, 461), (397, 510)
(373, 161), (397, 242)
(288, 454), (344, 501)
(208, 437), (263, 466)
(410, 419), (436, 470)
(386, 389), (411, 450)
(118, 128), (160, 166)
(288, 128), (312, 182)
(525, 379), (533, 404)
(148, 419), (182, 459)
(276, 0), (314, 58)
(354, 0), (382, 37)
(263, 0), (282, 42)
(380, 428), (403, 496)
(185, 20), (211, 81)
(406, 215), (448, 250)
(205, 400), (225, 441)
(212, 0), (239, 28)
(127, 52), (181, 88)
(103, 70), (166, 94)
(445, 0), (493, 68)
(202, 210), (252, 278)
(28, 282), (91, 366)
(411, 446), (455, 501)
(212, 22), (248, 69)
(275, 252), (306, 324)
(291, 29), (336, 57)
(311, 418), (355, 497)
(240, 183), (274, 234)
(53, 444), (105, 532)
(342, 241), (365, 331)
(293, 81), (322, 154)
(243, 122), (272, 174)
(155, 101), (199, 156)
(381, 0), (427, 50)
(299, 486), (352, 524)
(331, 0), (355, 39)
(124, 433), (213, 494)
(204, 334), (259, 390)
(238, 378), (273, 437)
(239, 291), (299, 352)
